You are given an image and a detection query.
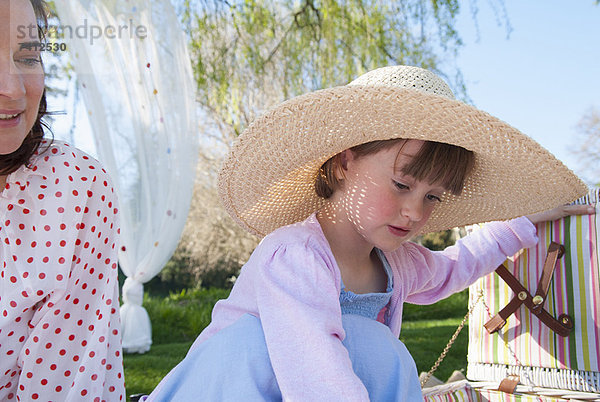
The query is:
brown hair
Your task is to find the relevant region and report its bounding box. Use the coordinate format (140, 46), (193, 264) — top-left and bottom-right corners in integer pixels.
(315, 139), (475, 198)
(0, 0), (50, 175)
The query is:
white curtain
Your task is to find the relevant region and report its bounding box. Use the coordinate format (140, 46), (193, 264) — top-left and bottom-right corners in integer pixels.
(54, 0), (198, 353)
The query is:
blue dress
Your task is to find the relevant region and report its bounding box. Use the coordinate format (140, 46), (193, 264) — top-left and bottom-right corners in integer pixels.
(147, 250), (422, 401)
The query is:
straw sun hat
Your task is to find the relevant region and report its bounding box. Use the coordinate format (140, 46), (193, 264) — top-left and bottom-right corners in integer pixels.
(218, 65), (587, 237)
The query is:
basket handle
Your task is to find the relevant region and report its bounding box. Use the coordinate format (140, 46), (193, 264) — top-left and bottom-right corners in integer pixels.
(484, 242), (574, 337)
(532, 242), (565, 312)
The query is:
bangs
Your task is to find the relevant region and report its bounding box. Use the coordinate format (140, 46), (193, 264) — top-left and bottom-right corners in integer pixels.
(400, 141), (474, 195)
(316, 138), (475, 199)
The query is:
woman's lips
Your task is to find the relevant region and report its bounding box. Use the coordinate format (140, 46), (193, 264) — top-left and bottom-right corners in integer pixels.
(0, 111), (23, 128)
(388, 225), (410, 237)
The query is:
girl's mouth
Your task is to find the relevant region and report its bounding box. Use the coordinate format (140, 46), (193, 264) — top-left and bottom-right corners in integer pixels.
(388, 225), (410, 237)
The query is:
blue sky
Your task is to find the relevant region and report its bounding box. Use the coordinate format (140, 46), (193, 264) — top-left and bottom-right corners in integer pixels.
(455, 0), (600, 180)
(50, 0), (600, 182)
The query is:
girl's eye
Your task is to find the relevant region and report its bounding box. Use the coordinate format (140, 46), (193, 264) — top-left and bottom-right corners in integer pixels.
(393, 180), (408, 191)
(426, 194), (442, 203)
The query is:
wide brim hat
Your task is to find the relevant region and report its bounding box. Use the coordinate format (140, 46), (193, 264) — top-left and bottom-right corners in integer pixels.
(218, 65), (587, 237)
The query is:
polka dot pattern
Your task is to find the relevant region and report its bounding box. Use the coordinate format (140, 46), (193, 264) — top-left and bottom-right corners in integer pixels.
(0, 141), (125, 401)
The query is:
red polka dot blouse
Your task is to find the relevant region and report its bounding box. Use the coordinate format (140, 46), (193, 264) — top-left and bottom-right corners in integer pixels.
(0, 141), (125, 401)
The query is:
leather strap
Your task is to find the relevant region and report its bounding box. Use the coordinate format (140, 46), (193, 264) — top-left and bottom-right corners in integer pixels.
(484, 242), (574, 337)
(532, 242), (565, 312)
(484, 295), (522, 334)
(498, 375), (520, 394)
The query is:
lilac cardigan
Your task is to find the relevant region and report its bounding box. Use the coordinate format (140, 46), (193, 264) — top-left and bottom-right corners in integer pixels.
(189, 213), (537, 401)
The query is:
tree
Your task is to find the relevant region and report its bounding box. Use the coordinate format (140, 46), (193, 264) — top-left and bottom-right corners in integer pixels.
(167, 0), (508, 287)
(575, 107), (600, 186)
(179, 0), (472, 138)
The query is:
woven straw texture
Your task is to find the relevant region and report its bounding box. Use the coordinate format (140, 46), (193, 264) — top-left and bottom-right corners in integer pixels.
(218, 66), (587, 237)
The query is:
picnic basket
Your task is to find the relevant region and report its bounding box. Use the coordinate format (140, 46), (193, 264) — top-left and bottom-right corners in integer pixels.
(423, 188), (600, 401)
(466, 188), (600, 394)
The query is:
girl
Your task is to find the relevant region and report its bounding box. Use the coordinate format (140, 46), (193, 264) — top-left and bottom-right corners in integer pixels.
(1, 0), (124, 400)
(147, 66), (591, 401)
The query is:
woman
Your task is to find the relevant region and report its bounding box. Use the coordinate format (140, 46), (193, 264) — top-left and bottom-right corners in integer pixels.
(1, 0), (125, 400)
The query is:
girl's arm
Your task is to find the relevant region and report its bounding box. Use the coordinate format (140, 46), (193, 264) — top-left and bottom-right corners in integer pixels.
(396, 204), (595, 305)
(389, 216), (536, 305)
(525, 203), (595, 224)
(255, 239), (370, 401)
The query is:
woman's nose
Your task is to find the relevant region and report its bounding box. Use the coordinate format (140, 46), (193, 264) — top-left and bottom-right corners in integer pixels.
(0, 57), (26, 99)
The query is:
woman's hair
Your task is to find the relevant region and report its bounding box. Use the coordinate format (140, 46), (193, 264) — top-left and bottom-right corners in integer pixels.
(0, 0), (50, 175)
(315, 139), (475, 199)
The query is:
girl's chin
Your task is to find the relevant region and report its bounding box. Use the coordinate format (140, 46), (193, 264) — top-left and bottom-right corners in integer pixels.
(374, 238), (410, 253)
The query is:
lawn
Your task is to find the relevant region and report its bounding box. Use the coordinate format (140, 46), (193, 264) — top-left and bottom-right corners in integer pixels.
(123, 288), (470, 398)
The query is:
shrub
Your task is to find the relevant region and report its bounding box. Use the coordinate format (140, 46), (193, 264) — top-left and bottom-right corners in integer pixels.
(145, 287), (231, 344)
(155, 248), (242, 291)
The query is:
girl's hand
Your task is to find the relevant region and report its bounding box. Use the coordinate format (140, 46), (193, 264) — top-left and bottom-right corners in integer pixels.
(526, 204), (596, 225)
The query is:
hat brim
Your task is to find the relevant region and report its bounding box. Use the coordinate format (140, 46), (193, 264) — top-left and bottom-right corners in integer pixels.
(218, 85), (587, 237)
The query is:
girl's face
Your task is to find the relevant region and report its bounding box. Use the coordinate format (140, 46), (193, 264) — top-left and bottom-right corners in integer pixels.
(0, 0), (45, 155)
(332, 139), (445, 252)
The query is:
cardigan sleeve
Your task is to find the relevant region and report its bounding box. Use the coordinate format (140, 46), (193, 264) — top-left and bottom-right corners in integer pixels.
(390, 217), (538, 305)
(254, 240), (370, 401)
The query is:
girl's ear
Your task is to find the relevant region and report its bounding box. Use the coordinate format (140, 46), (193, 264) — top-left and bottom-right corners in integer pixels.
(339, 149), (352, 170)
(334, 150), (352, 181)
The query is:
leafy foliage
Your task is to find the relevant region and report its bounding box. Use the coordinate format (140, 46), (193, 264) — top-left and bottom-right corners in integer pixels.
(417, 229), (458, 251)
(179, 0), (468, 137)
(156, 244), (242, 290)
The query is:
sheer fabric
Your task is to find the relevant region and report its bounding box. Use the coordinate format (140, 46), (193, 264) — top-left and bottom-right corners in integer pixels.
(54, 0), (198, 353)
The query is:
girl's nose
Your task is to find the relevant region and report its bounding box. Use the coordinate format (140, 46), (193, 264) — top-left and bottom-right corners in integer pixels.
(401, 196), (424, 222)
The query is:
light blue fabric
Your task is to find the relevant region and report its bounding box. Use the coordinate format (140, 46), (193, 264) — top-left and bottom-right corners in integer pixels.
(147, 250), (421, 401)
(339, 249), (393, 321)
(341, 314), (422, 401)
(147, 314), (280, 402)
(147, 313), (422, 401)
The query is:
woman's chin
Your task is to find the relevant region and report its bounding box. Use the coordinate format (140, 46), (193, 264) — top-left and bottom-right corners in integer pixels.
(0, 138), (26, 155)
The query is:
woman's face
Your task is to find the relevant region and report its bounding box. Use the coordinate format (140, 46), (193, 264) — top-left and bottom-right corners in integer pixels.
(0, 0), (45, 155)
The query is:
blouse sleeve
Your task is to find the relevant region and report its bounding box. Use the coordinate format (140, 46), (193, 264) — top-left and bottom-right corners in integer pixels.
(254, 241), (370, 401)
(392, 217), (538, 305)
(13, 162), (125, 401)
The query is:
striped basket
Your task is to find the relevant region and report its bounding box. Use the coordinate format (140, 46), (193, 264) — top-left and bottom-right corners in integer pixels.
(423, 380), (475, 401)
(423, 381), (599, 401)
(467, 188), (600, 393)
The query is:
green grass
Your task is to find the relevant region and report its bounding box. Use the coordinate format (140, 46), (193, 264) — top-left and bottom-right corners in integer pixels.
(145, 287), (230, 344)
(402, 318), (469, 380)
(124, 342), (193, 396)
(123, 289), (470, 398)
(403, 289), (468, 321)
